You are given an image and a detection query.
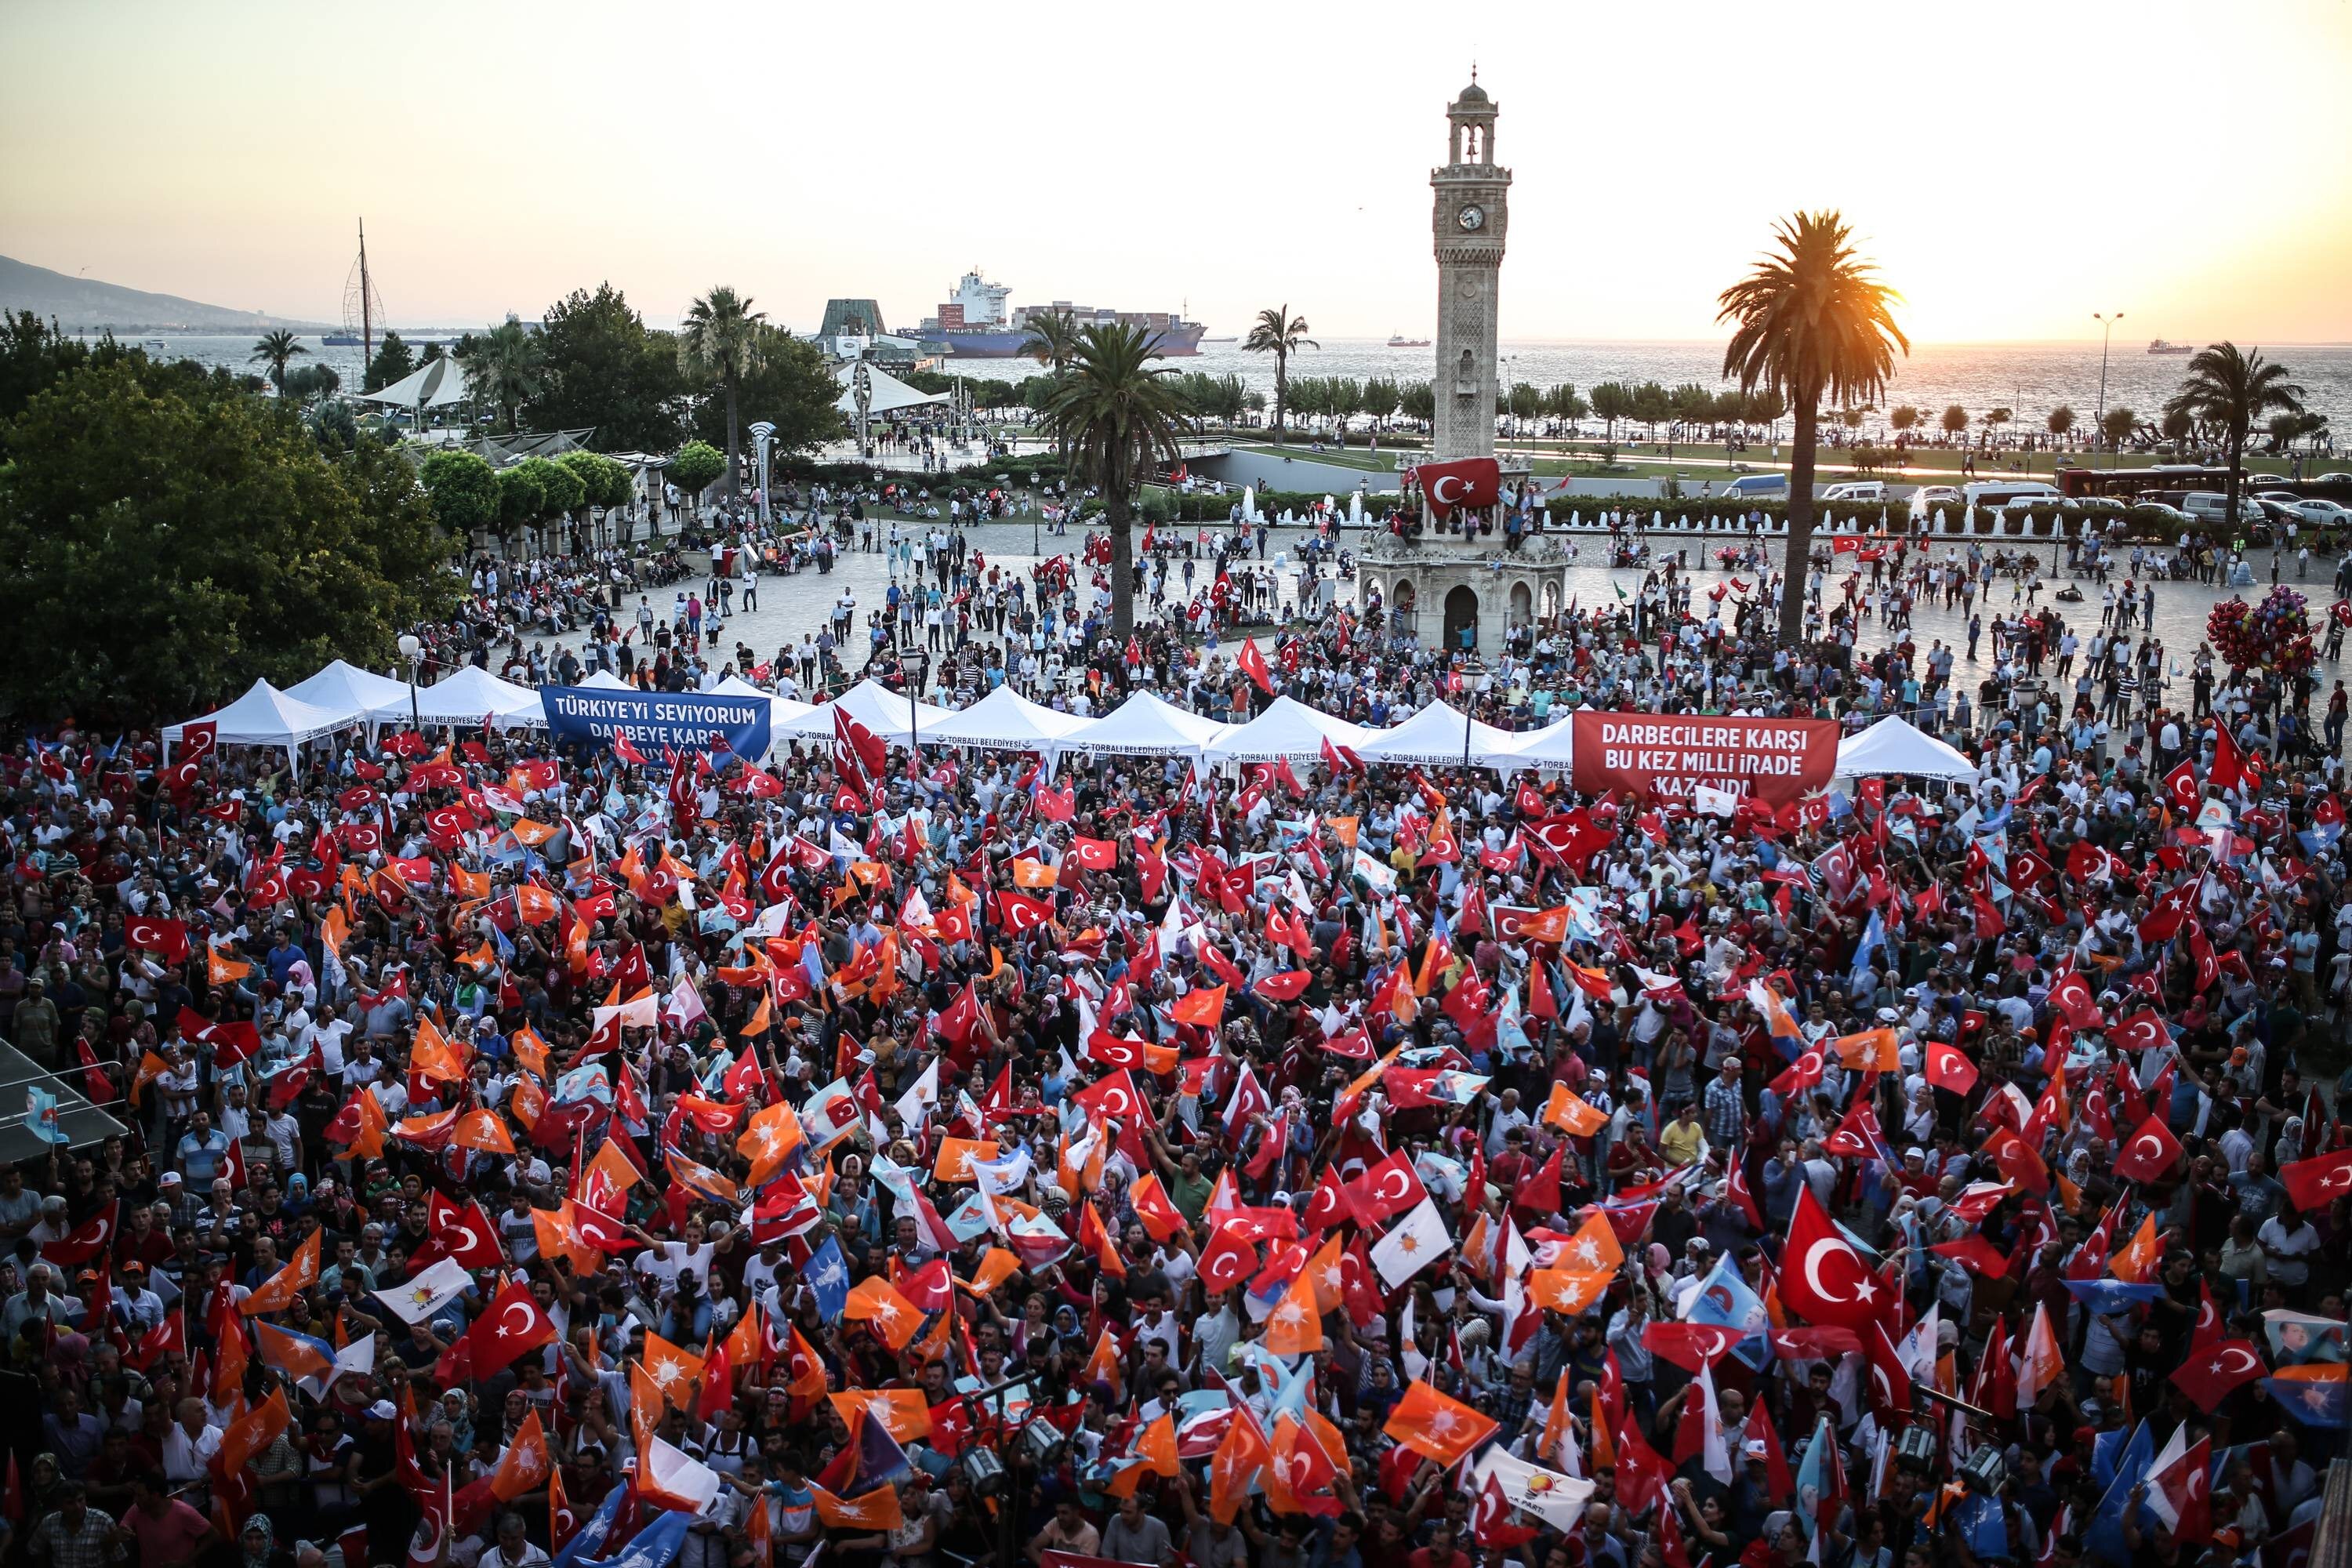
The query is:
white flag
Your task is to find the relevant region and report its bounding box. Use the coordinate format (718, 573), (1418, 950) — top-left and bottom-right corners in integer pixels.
(893, 1058), (940, 1133)
(1697, 1359), (1732, 1483)
(1693, 784), (1739, 818)
(1370, 1195), (1454, 1289)
(376, 1258), (473, 1324)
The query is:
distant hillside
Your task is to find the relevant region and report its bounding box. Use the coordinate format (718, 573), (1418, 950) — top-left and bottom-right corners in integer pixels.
(0, 254), (332, 332)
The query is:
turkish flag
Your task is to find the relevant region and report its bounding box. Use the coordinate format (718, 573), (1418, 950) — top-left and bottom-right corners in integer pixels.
(125, 916), (191, 962)
(1414, 458), (1502, 519)
(2280, 1146), (2352, 1211)
(1069, 837), (1118, 872)
(1924, 1041), (1979, 1094)
(1235, 637), (1275, 695)
(2048, 967), (2104, 1029)
(2164, 758), (2201, 812)
(2169, 1338), (2270, 1413)
(412, 1192), (506, 1271)
(2113, 1112), (2184, 1183)
(1778, 1185), (1889, 1331)
(1197, 1224), (1259, 1294)
(1253, 971), (1312, 1002)
(1345, 1151), (1428, 1225)
(39, 1200), (118, 1269)
(459, 1277), (557, 1380)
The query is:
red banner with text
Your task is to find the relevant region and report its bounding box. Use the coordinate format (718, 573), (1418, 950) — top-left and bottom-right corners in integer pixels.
(1568, 713), (1840, 807)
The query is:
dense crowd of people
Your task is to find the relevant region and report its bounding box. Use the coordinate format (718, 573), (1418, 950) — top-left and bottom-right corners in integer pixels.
(5, 499), (2351, 1568)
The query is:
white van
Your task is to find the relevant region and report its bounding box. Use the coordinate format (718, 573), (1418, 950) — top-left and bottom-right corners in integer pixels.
(1821, 481), (1887, 503)
(2182, 492), (2263, 524)
(1962, 480), (2060, 511)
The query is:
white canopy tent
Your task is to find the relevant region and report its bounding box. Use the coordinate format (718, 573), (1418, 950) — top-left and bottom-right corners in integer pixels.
(774, 679), (959, 748)
(831, 362), (950, 418)
(1835, 715), (1980, 782)
(1204, 696), (1374, 764)
(162, 680), (360, 767)
(1064, 692), (1231, 758)
(1352, 701), (1529, 768)
(366, 665), (546, 731)
(357, 358), (471, 410)
(286, 660), (416, 742)
(1497, 714), (1578, 769)
(916, 686), (1091, 752)
(573, 670), (630, 690)
(713, 673), (814, 757)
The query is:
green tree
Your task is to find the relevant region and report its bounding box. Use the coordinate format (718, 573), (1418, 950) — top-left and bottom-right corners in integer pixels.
(1398, 381), (1435, 426)
(520, 454), (583, 554)
(1888, 405), (1919, 438)
(1363, 376), (1401, 429)
(2046, 405), (2075, 443)
(1716, 209), (1908, 643)
(419, 449), (499, 538)
(668, 441), (724, 510)
(458, 319), (546, 433)
(1742, 387), (1788, 437)
(1243, 304), (1317, 445)
(689, 326), (844, 460)
(524, 284), (688, 453)
(1668, 383), (1716, 437)
(1588, 381), (1632, 441)
(1040, 323), (1186, 637)
(1940, 404), (1969, 441)
(1021, 310), (1080, 374)
(494, 462), (546, 554)
(1508, 382), (1543, 429)
(2165, 343), (2305, 528)
(281, 363), (341, 404)
(0, 361), (454, 720)
(559, 450), (636, 545)
(1983, 408), (2012, 444)
(1548, 383), (1588, 426)
(2103, 406), (2138, 450)
(677, 286), (765, 500)
(1629, 382), (1671, 441)
(365, 331), (415, 394)
(249, 329), (307, 394)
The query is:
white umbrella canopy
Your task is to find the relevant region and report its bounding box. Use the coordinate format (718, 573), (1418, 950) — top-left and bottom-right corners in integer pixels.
(369, 664), (546, 729)
(773, 678), (958, 745)
(1205, 696), (1374, 764)
(287, 659), (413, 717)
(918, 685), (1090, 750)
(163, 679), (359, 766)
(1352, 699), (1526, 768)
(1063, 692), (1231, 757)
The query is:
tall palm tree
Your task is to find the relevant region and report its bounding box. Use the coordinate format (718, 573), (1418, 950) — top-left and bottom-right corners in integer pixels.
(1243, 305), (1317, 445)
(456, 319), (546, 433)
(2164, 343), (2304, 533)
(1022, 309), (1080, 469)
(1717, 211), (1907, 645)
(249, 329), (307, 394)
(1040, 323), (1188, 637)
(678, 286), (767, 501)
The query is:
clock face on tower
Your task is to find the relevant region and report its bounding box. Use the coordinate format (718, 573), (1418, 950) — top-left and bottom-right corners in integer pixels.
(1457, 203), (1485, 231)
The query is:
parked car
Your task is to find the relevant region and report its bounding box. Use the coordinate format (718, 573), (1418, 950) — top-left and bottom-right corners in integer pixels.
(1820, 480), (1888, 503)
(2182, 492), (2266, 525)
(1910, 485), (1963, 514)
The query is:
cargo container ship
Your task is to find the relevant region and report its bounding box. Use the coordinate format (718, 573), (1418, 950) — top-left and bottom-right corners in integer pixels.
(912, 270), (1206, 358)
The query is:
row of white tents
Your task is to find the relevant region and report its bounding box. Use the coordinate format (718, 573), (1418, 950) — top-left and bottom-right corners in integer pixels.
(162, 664), (1980, 783)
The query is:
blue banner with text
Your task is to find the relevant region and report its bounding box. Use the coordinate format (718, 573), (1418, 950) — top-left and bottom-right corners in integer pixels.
(542, 687), (771, 763)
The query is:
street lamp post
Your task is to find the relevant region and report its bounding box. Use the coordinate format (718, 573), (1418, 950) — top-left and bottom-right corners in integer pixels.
(397, 633), (423, 731)
(2093, 312), (2123, 470)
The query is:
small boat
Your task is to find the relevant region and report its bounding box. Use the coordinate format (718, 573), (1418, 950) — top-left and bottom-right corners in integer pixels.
(1388, 332), (1431, 347)
(321, 332), (361, 347)
(1201, 335), (1238, 343)
(2147, 339), (2192, 355)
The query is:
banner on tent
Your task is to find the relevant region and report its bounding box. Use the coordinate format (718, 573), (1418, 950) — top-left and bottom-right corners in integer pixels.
(543, 688), (770, 761)
(1569, 713), (1837, 807)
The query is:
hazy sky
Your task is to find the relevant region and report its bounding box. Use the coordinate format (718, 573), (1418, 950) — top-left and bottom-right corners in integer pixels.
(6, 0), (2349, 344)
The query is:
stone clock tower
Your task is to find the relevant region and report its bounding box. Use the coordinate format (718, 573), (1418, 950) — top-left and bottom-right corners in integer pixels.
(1431, 76), (1510, 462)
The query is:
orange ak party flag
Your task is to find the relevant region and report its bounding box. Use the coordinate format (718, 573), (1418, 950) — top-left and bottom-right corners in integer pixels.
(960, 1247), (1022, 1297)
(1209, 1408), (1272, 1524)
(1172, 985), (1228, 1026)
(829, 1389), (932, 1443)
(532, 1203), (606, 1276)
(811, 1483), (902, 1531)
(641, 1332), (707, 1411)
(738, 1102), (805, 1185)
(843, 1278), (922, 1351)
(1261, 1269), (1326, 1357)
(452, 1109), (517, 1155)
(1383, 1379), (1499, 1467)
(1542, 1083), (1610, 1137)
(932, 1137), (999, 1182)
(206, 945), (252, 985)
(241, 1229), (321, 1316)
(489, 1411), (552, 1501)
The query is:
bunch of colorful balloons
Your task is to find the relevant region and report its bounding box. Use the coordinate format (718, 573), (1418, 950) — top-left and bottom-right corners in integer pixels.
(2207, 586), (2317, 677)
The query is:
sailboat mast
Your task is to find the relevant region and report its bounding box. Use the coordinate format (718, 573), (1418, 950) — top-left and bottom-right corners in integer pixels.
(358, 219), (372, 368)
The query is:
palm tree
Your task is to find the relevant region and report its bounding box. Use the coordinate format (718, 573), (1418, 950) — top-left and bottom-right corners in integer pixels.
(1022, 310), (1080, 467)
(1040, 323), (1188, 637)
(1718, 212), (1907, 645)
(2165, 343), (2305, 529)
(456, 318), (546, 433)
(249, 329), (307, 394)
(1243, 305), (1316, 445)
(678, 287), (768, 501)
